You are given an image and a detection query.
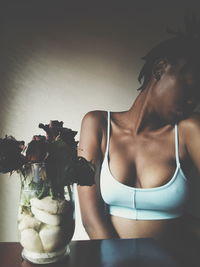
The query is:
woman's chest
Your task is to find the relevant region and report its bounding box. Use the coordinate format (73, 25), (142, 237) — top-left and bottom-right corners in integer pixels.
(107, 129), (188, 188)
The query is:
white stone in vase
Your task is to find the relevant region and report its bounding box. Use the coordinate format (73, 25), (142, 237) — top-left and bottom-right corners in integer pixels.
(39, 224), (65, 252)
(31, 206), (62, 226)
(20, 228), (44, 253)
(30, 196), (67, 214)
(18, 215), (41, 232)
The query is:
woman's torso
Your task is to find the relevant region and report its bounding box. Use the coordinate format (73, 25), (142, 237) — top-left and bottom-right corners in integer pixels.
(99, 110), (192, 244)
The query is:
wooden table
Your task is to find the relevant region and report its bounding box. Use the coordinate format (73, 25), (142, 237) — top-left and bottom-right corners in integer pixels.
(0, 238), (198, 267)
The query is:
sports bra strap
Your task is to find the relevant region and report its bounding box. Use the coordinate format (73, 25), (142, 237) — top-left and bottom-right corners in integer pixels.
(175, 124), (180, 166)
(105, 111), (111, 157)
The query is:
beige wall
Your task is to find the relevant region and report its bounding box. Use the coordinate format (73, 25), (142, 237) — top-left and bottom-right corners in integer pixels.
(0, 1), (200, 241)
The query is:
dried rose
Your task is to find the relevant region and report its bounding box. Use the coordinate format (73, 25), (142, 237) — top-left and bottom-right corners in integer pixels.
(0, 136), (26, 173)
(39, 120), (78, 149)
(39, 120), (63, 141)
(39, 120), (62, 141)
(26, 135), (47, 163)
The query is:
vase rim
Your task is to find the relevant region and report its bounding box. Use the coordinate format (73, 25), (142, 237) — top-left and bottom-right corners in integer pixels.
(23, 162), (46, 167)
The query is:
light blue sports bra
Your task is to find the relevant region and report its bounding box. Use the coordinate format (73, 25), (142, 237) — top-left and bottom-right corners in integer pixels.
(100, 111), (189, 220)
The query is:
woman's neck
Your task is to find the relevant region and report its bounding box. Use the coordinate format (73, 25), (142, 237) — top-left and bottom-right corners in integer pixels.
(127, 83), (170, 134)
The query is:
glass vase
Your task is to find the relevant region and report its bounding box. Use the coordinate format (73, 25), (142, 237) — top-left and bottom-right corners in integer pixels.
(18, 163), (75, 264)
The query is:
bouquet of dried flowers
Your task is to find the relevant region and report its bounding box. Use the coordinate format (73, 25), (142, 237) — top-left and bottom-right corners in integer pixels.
(0, 120), (94, 200)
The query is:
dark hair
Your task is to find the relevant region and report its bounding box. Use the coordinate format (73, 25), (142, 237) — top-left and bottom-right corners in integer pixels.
(137, 15), (200, 91)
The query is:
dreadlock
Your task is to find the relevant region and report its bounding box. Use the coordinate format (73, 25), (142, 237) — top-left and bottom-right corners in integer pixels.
(137, 15), (200, 91)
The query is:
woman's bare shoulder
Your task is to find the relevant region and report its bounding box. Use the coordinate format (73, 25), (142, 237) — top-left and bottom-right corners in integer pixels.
(179, 113), (200, 131)
(78, 111), (108, 160)
(82, 110), (107, 119)
(81, 110), (108, 129)
(179, 113), (200, 141)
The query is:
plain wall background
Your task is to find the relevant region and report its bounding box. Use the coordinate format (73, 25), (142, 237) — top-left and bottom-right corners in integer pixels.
(0, 1), (200, 241)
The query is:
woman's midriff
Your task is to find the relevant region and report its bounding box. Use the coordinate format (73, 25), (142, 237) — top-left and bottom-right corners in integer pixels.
(111, 215), (185, 247)
(111, 214), (200, 266)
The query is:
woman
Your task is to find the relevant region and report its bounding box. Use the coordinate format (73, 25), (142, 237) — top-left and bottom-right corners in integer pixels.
(77, 19), (200, 249)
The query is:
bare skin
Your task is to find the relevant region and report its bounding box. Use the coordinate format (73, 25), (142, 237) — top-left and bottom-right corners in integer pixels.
(77, 59), (200, 246)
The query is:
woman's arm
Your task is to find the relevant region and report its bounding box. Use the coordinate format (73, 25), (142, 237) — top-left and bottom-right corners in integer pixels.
(77, 111), (119, 239)
(183, 114), (200, 174)
(181, 114), (200, 241)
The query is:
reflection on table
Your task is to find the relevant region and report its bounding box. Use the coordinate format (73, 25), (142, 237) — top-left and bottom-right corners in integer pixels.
(1, 237), (199, 267)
